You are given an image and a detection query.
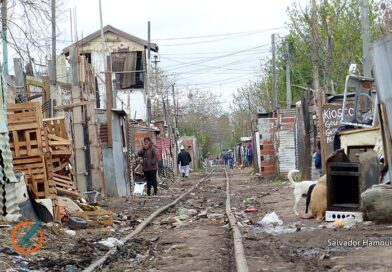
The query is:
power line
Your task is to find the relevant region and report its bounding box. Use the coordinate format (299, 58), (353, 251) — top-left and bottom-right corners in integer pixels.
(158, 29), (281, 46)
(159, 48), (269, 56)
(162, 56), (259, 75)
(153, 27), (282, 41)
(175, 56), (262, 80)
(160, 49), (270, 59)
(162, 44), (269, 70)
(180, 74), (255, 86)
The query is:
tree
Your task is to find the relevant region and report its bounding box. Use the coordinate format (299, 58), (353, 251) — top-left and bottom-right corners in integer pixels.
(176, 88), (230, 156)
(230, 79), (268, 141)
(2, 0), (66, 70)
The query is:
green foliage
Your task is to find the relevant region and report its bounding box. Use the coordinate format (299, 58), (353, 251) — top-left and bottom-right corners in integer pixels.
(231, 0), (385, 115)
(272, 177), (286, 184)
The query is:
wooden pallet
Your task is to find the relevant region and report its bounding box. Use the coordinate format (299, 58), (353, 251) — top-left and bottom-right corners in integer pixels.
(7, 103), (43, 131)
(47, 134), (72, 158)
(53, 173), (79, 199)
(52, 157), (70, 173)
(13, 155), (56, 198)
(43, 117), (69, 140)
(9, 128), (43, 157)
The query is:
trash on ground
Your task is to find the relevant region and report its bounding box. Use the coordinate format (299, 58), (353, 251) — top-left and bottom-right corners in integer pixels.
(258, 212), (283, 227)
(65, 229), (76, 236)
(177, 208), (198, 217)
(244, 208), (258, 213)
(97, 237), (124, 248)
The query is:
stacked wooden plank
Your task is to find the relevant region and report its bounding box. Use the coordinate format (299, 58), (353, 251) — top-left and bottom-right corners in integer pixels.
(43, 117), (78, 198)
(7, 103), (79, 199)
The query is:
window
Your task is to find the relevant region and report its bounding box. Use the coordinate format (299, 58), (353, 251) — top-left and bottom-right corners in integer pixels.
(111, 51), (144, 89)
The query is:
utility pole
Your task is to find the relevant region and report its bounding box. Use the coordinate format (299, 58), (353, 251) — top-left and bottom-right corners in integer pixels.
(2, 0), (8, 75)
(146, 22), (152, 126)
(99, 0), (104, 42)
(153, 55), (167, 124)
(51, 0), (56, 85)
(98, 0), (112, 147)
(171, 84), (178, 129)
(310, 0), (320, 91)
(361, 0), (371, 77)
(311, 0), (323, 170)
(171, 83), (178, 175)
(286, 39), (292, 109)
(271, 33), (277, 111)
(70, 9), (73, 43)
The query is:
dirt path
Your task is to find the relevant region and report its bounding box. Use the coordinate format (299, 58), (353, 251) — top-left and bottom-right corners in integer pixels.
(102, 168), (232, 272)
(229, 169), (392, 272)
(2, 167), (392, 271)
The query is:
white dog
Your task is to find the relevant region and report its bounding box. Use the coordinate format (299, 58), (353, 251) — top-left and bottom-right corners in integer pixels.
(288, 169), (317, 216)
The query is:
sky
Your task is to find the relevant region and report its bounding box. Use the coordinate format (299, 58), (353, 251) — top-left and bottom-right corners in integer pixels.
(59, 0), (306, 109)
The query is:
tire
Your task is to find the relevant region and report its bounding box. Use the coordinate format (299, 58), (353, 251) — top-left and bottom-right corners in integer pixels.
(67, 216), (88, 230)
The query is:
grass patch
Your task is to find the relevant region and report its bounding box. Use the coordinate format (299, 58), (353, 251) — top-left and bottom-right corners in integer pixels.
(272, 177), (287, 184)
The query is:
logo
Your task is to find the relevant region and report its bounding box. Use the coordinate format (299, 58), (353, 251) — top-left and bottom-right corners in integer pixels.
(11, 221), (43, 254)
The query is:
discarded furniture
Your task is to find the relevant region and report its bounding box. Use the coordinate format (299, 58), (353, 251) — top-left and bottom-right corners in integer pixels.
(341, 75), (377, 128)
(325, 150), (363, 221)
(339, 126), (380, 162)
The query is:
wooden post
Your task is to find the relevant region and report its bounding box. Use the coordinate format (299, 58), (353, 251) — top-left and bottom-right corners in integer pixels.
(70, 47), (87, 193)
(13, 58), (23, 103)
(301, 92), (311, 180)
(316, 88), (327, 174)
(105, 71), (113, 148)
(84, 61), (105, 194)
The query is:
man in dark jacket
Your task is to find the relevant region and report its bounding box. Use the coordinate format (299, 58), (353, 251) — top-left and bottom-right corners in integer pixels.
(177, 145), (192, 178)
(138, 137), (159, 195)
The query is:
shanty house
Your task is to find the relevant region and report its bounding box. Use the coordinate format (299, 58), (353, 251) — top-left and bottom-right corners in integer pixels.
(62, 25), (158, 120)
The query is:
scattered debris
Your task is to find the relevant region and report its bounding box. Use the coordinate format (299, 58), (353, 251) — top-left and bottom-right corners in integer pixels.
(67, 216), (88, 230)
(65, 229), (76, 236)
(244, 208), (258, 213)
(97, 237), (124, 249)
(258, 212), (283, 227)
(70, 210), (113, 227)
(177, 208), (198, 216)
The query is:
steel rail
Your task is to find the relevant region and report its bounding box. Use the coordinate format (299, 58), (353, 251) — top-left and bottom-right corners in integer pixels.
(83, 169), (215, 272)
(224, 168), (249, 272)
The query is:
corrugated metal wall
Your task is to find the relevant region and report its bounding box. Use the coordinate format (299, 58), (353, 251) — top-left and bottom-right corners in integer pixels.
(278, 115), (296, 176)
(373, 36), (392, 183)
(0, 133), (19, 215)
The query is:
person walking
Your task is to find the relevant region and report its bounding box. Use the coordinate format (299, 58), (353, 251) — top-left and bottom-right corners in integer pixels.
(138, 137), (159, 196)
(177, 145), (192, 178)
(227, 152), (234, 176)
(314, 141), (322, 176)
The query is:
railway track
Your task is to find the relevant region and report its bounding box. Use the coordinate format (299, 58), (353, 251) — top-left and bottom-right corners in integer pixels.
(83, 167), (249, 272)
